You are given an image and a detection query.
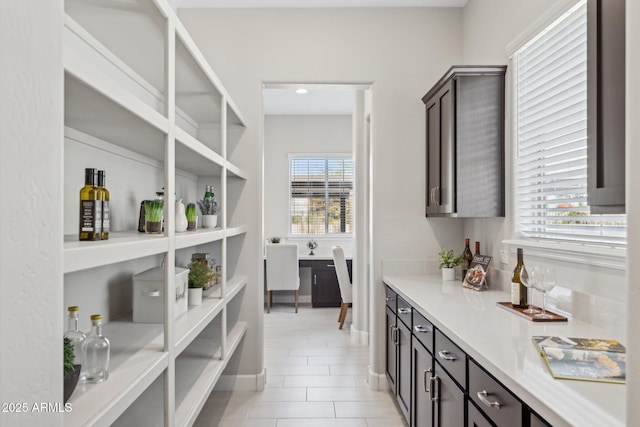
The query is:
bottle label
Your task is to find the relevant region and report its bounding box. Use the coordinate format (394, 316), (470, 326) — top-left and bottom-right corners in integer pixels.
(81, 200), (96, 232)
(510, 282), (519, 305)
(102, 201), (110, 232)
(95, 200), (102, 234)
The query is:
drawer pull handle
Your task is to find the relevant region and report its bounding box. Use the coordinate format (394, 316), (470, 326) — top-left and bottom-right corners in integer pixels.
(398, 307), (412, 314)
(477, 390), (502, 410)
(385, 297), (394, 302)
(145, 290), (161, 297)
(429, 375), (439, 402)
(414, 325), (432, 334)
(423, 367), (433, 393)
(438, 350), (456, 361)
(327, 264), (335, 267)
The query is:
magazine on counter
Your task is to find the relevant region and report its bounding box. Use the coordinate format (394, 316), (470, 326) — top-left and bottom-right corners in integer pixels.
(532, 336), (626, 384)
(463, 255), (492, 291)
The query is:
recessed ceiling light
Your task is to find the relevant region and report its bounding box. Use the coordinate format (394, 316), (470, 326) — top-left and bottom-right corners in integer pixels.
(296, 88), (308, 94)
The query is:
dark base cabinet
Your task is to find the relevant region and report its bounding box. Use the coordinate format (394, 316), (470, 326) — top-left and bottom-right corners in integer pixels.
(384, 285), (552, 427)
(412, 338), (434, 427)
(434, 360), (466, 427)
(307, 259), (352, 307)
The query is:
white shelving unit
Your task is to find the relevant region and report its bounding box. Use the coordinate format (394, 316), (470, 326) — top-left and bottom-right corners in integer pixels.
(62, 0), (249, 425)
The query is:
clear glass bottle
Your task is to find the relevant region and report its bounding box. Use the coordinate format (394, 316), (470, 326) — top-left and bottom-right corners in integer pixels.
(82, 314), (110, 383)
(64, 306), (86, 367)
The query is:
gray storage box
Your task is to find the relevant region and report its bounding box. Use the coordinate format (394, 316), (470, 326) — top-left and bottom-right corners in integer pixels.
(132, 266), (189, 323)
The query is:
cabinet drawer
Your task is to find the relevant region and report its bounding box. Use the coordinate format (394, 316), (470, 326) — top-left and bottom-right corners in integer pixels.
(434, 329), (466, 388)
(469, 358), (522, 427)
(385, 286), (397, 313)
(412, 310), (434, 354)
(396, 296), (412, 328)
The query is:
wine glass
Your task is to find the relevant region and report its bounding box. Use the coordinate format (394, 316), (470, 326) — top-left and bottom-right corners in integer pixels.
(534, 268), (556, 319)
(519, 265), (541, 314)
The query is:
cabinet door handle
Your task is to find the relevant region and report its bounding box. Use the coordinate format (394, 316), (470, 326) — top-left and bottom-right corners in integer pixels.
(314, 274), (317, 285)
(438, 350), (456, 361)
(398, 307), (412, 314)
(423, 367), (433, 393)
(435, 186), (440, 204)
(393, 326), (399, 346)
(429, 375), (439, 402)
(477, 390), (502, 410)
(385, 297), (395, 302)
(414, 325), (432, 334)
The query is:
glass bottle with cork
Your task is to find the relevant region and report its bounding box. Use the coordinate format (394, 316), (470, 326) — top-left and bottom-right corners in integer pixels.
(82, 314), (110, 383)
(64, 306), (86, 367)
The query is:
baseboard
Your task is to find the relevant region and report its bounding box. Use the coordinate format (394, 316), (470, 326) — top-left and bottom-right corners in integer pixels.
(367, 367), (389, 391)
(213, 369), (267, 392)
(350, 324), (369, 344)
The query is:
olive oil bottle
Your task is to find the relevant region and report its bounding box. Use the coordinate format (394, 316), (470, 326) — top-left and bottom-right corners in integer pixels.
(79, 168), (102, 241)
(97, 170), (110, 240)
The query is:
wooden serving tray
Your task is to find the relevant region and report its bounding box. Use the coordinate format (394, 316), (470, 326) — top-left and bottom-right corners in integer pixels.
(496, 302), (568, 322)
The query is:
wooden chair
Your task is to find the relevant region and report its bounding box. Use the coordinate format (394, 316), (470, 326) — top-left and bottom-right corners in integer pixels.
(332, 246), (352, 329)
(266, 243), (300, 313)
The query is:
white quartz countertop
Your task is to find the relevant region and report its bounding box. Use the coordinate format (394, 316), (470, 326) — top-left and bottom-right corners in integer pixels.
(383, 274), (625, 427)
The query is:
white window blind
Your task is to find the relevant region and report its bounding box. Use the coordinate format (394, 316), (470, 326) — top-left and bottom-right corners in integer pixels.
(290, 156), (353, 235)
(514, 0), (626, 247)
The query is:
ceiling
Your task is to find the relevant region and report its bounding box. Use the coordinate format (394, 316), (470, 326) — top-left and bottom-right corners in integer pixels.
(174, 0), (468, 8)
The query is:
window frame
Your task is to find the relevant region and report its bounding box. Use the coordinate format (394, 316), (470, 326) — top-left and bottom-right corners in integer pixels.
(288, 153), (354, 237)
(505, 0), (626, 268)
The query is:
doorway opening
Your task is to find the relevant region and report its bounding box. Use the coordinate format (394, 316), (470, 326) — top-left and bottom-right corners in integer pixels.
(261, 82), (372, 342)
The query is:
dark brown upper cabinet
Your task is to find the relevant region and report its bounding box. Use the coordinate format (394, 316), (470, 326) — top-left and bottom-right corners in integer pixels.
(587, 0), (625, 213)
(422, 66), (506, 218)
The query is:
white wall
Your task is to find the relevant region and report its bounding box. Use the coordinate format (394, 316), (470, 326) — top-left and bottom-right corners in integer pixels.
(179, 7), (464, 378)
(264, 114), (353, 255)
(0, 0), (64, 425)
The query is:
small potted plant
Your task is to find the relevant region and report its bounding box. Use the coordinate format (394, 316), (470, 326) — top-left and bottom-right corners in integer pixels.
(438, 248), (462, 281)
(197, 196), (218, 229)
(144, 199), (164, 234)
(187, 259), (215, 306)
(186, 203), (198, 231)
(270, 237), (281, 244)
(63, 337), (81, 403)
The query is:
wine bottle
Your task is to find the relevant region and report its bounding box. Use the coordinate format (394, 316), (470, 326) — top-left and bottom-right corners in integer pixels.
(79, 168), (102, 241)
(511, 248), (528, 307)
(97, 170), (110, 240)
(461, 238), (473, 282)
(475, 241), (481, 255)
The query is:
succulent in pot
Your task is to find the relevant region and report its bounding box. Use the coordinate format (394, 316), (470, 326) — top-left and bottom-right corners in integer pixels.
(270, 237), (281, 244)
(187, 259), (215, 305)
(438, 248), (462, 281)
(197, 193), (218, 228)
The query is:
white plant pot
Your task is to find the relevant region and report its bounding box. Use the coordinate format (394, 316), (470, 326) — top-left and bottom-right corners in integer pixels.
(202, 215), (217, 228)
(188, 287), (203, 306)
(441, 267), (456, 281)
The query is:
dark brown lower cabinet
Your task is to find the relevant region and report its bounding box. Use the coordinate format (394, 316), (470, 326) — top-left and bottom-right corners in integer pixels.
(530, 411), (552, 427)
(386, 306), (397, 391)
(396, 319), (411, 422)
(468, 401), (493, 427)
(411, 337), (434, 427)
(433, 360), (465, 426)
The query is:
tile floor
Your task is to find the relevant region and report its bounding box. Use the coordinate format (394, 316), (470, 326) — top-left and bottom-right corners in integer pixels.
(194, 304), (407, 427)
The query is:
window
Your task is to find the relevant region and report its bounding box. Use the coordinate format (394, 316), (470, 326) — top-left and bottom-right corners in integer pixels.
(289, 156), (353, 235)
(513, 0), (626, 247)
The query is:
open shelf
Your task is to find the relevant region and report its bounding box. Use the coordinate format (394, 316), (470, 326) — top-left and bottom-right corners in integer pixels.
(175, 227), (225, 250)
(175, 296), (225, 356)
(64, 319), (166, 427)
(226, 275), (248, 300)
(226, 161), (248, 180)
(226, 225), (249, 238)
(64, 232), (168, 274)
(174, 321), (247, 427)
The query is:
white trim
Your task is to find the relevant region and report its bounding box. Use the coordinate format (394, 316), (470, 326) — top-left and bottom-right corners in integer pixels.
(350, 325), (369, 345)
(503, 239), (626, 270)
(213, 371), (266, 391)
(506, 0), (582, 57)
(367, 367), (388, 391)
